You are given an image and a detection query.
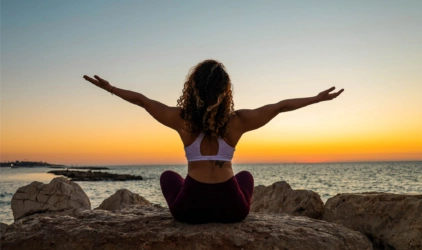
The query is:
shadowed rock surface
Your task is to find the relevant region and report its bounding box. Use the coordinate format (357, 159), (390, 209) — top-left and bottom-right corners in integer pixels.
(324, 193), (422, 250)
(251, 181), (324, 219)
(48, 170), (143, 181)
(11, 177), (90, 220)
(95, 189), (151, 211)
(1, 205), (372, 250)
(0, 223), (8, 237)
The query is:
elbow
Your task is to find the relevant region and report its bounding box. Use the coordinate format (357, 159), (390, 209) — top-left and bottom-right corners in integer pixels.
(279, 106), (294, 113)
(277, 100), (289, 113)
(133, 99), (144, 107)
(278, 103), (290, 113)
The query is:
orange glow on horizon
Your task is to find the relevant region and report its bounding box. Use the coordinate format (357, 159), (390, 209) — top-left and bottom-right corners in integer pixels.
(2, 123), (421, 165)
(2, 95), (421, 165)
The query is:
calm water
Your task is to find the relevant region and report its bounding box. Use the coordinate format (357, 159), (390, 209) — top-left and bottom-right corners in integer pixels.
(1, 162), (421, 224)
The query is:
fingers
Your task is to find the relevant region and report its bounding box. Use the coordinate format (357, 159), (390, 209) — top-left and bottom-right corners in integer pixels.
(325, 86), (336, 94)
(83, 75), (106, 84)
(94, 75), (105, 82)
(83, 75), (98, 84)
(330, 89), (345, 99)
(319, 87), (335, 96)
(335, 89), (344, 97)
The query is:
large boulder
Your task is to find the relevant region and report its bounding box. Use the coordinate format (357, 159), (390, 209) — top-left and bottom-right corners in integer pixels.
(251, 181), (324, 219)
(11, 177), (91, 220)
(1, 205), (372, 250)
(95, 189), (151, 211)
(324, 193), (422, 250)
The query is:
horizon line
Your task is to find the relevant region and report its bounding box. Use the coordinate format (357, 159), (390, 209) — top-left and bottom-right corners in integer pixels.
(2, 159), (421, 167)
(52, 159), (422, 166)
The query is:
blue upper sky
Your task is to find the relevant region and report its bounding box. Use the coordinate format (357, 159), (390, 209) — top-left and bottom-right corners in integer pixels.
(1, 0), (422, 164)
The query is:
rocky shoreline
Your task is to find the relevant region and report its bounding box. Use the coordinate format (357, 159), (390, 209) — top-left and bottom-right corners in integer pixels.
(48, 170), (143, 181)
(1, 177), (421, 250)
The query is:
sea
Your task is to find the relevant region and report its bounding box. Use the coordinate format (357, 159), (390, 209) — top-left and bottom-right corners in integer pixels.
(1, 161), (421, 225)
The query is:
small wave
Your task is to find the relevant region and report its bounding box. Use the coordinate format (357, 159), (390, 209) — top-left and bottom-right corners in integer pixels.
(0, 201), (11, 206)
(0, 193), (14, 198)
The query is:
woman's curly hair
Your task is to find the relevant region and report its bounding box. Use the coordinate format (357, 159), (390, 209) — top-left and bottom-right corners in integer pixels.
(177, 60), (234, 138)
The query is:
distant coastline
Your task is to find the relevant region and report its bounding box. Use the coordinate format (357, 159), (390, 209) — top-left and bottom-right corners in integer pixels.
(0, 161), (63, 168)
(0, 161), (110, 170)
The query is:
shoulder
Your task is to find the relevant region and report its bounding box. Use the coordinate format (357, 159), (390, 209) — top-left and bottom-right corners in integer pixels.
(228, 110), (245, 127)
(223, 112), (244, 145)
(171, 106), (184, 128)
(171, 106), (183, 113)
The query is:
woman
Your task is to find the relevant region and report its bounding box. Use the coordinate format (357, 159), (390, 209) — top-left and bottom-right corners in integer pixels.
(83, 59), (344, 224)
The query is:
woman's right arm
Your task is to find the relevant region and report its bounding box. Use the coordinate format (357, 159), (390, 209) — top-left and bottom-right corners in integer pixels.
(83, 75), (183, 131)
(233, 87), (344, 133)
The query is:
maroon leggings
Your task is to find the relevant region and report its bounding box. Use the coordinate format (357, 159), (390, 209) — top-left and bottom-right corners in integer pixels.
(160, 170), (254, 224)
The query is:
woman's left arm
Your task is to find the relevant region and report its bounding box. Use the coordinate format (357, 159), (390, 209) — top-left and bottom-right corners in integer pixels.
(83, 75), (183, 131)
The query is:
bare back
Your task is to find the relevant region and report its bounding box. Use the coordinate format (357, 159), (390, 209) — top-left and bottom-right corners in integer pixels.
(178, 112), (244, 183)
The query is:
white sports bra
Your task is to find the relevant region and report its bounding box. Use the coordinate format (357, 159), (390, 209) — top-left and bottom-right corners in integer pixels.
(184, 132), (235, 162)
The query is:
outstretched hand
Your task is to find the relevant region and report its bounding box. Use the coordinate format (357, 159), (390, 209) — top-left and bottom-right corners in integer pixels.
(83, 75), (112, 92)
(317, 87), (344, 102)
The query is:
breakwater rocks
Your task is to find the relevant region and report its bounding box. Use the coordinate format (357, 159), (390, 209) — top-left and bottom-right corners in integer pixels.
(49, 166), (110, 170)
(1, 177), (421, 250)
(48, 170), (143, 181)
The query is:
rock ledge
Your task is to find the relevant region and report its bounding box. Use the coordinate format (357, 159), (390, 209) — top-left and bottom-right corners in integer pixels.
(1, 206), (371, 250)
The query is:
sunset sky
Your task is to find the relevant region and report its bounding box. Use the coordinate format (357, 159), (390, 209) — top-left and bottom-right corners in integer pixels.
(1, 1), (421, 165)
